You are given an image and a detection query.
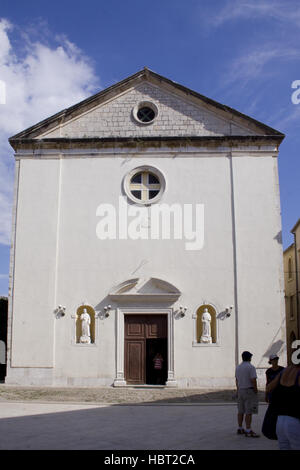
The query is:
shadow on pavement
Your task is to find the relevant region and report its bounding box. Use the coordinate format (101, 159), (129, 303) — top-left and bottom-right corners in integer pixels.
(0, 387), (276, 451)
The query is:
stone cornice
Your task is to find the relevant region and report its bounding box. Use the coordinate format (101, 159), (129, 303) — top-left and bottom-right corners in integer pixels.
(9, 134), (284, 152)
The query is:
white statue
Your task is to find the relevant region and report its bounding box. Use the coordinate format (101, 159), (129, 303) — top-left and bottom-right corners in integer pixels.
(79, 308), (91, 344)
(200, 308), (212, 343)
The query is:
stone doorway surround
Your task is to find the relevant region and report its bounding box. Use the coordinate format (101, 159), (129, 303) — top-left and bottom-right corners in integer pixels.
(110, 277), (180, 388)
(113, 307), (176, 387)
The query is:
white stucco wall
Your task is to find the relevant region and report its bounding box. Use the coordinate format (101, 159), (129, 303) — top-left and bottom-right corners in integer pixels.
(6, 144), (286, 388)
(53, 152), (235, 386)
(10, 159), (60, 368)
(232, 156), (286, 368)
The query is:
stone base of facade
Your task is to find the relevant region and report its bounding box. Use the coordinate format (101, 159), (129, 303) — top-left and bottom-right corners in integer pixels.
(5, 367), (268, 389)
(5, 368), (113, 388)
(5, 367), (54, 387)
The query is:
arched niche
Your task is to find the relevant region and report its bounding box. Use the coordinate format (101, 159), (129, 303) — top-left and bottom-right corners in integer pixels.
(194, 304), (218, 345)
(76, 305), (96, 344)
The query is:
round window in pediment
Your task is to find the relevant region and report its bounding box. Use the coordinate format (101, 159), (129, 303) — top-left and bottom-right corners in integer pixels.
(132, 101), (158, 125)
(137, 106), (155, 123)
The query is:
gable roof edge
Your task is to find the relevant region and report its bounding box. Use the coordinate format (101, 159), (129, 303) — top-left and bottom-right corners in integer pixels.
(9, 67), (285, 142)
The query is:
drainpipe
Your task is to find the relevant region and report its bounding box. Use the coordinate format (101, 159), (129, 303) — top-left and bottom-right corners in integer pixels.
(229, 150), (239, 367)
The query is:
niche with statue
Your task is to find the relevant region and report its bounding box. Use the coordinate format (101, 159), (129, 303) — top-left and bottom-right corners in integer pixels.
(196, 304), (217, 344)
(76, 305), (96, 344)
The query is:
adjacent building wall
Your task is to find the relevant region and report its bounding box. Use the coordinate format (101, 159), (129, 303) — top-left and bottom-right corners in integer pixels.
(283, 243), (298, 364)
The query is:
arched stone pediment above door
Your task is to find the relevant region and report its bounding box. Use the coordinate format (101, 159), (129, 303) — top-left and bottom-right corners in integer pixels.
(109, 277), (181, 303)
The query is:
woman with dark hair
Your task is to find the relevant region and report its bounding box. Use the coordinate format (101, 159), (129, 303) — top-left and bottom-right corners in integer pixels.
(266, 364), (300, 450)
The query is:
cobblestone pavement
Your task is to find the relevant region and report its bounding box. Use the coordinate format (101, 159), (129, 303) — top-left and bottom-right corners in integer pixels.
(0, 385), (277, 450)
(0, 401), (277, 450)
(0, 384), (265, 404)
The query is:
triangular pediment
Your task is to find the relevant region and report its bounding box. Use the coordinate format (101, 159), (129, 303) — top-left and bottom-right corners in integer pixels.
(9, 68), (284, 148)
(37, 81), (259, 139)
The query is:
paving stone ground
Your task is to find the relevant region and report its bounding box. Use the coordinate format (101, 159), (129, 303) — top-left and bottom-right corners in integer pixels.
(0, 384), (265, 404)
(0, 385), (278, 451)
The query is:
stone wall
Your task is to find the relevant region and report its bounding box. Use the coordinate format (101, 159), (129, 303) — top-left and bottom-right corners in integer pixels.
(43, 82), (253, 139)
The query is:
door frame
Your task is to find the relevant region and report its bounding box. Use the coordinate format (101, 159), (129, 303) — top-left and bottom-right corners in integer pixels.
(114, 307), (177, 387)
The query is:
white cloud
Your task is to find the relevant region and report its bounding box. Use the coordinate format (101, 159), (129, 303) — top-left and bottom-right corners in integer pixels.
(0, 18), (100, 245)
(223, 45), (300, 86)
(271, 102), (300, 131)
(213, 0), (300, 28)
(205, 1), (300, 129)
(0, 18), (12, 61)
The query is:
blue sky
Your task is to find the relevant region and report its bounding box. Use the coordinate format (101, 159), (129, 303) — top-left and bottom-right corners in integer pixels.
(0, 0), (300, 295)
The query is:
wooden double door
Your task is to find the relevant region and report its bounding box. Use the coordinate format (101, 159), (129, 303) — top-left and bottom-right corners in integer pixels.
(124, 314), (168, 385)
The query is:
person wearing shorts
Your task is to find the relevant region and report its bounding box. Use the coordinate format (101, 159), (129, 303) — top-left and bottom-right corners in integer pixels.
(235, 351), (260, 437)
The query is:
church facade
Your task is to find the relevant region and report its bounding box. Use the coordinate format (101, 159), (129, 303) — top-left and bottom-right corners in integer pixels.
(6, 68), (286, 388)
